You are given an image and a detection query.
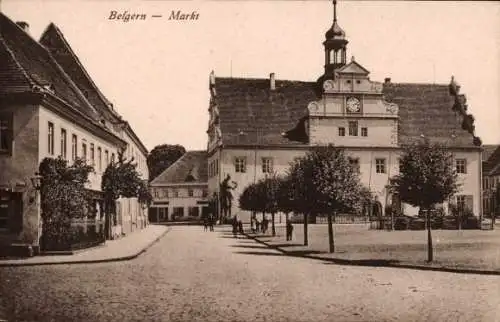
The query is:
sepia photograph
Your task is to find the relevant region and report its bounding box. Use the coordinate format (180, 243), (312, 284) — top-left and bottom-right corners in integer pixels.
(0, 0), (499, 321)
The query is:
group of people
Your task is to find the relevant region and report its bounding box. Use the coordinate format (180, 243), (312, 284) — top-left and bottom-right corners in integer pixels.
(203, 214), (216, 232)
(250, 216), (269, 234)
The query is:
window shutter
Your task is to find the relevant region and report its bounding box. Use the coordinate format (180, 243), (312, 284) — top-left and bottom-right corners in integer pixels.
(8, 192), (23, 234)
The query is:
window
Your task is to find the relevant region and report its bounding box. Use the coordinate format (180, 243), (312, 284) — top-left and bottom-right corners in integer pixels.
(348, 121), (358, 136)
(361, 127), (368, 137)
(262, 157), (273, 174)
(202, 189), (208, 198)
(375, 158), (386, 174)
(338, 127), (345, 137)
(456, 159), (467, 174)
(82, 142), (87, 161)
(173, 189), (179, 198)
(0, 193), (8, 229)
(97, 147), (102, 172)
(154, 189), (159, 198)
(48, 122), (54, 155)
(71, 134), (78, 160)
(111, 153), (115, 164)
(235, 157), (246, 173)
(173, 207), (184, 218)
(349, 157), (360, 173)
(188, 189), (194, 197)
(105, 150), (109, 166)
(356, 80), (361, 84)
(215, 159), (219, 175)
(188, 207), (199, 217)
(456, 195), (473, 213)
(60, 129), (67, 159)
(0, 114), (13, 154)
(90, 143), (95, 166)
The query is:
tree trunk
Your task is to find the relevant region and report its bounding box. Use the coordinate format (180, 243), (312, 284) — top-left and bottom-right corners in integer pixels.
(271, 213), (276, 237)
(426, 209), (433, 262)
(303, 213), (309, 246)
(285, 212), (289, 241)
(328, 212), (334, 253)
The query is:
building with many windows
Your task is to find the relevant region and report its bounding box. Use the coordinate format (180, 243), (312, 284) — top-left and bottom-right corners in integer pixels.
(206, 3), (483, 223)
(0, 13), (148, 253)
(149, 151), (209, 222)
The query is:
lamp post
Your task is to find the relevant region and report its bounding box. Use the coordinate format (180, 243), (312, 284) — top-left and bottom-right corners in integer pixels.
(31, 172), (42, 253)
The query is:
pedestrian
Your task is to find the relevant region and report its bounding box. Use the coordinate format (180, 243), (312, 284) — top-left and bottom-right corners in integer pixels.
(232, 216), (238, 238)
(250, 218), (256, 233)
(203, 216), (208, 232)
(286, 221), (294, 241)
(209, 214), (215, 231)
(238, 220), (244, 234)
(255, 219), (261, 233)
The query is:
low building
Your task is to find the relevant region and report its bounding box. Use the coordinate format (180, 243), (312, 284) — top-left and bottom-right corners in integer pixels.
(0, 12), (148, 254)
(149, 151), (209, 222)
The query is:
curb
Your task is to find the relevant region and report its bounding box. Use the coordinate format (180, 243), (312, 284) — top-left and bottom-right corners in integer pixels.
(0, 227), (171, 267)
(243, 233), (500, 276)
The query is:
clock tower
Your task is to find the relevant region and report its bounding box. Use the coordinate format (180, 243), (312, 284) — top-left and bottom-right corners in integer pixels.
(323, 0), (348, 79)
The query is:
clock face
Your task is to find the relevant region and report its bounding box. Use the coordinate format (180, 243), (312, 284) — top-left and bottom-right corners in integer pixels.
(346, 97), (361, 113)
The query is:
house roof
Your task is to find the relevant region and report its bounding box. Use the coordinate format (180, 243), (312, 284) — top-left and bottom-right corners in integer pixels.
(482, 145), (500, 162)
(39, 23), (121, 122)
(39, 23), (149, 156)
(213, 77), (317, 146)
(486, 146), (500, 176)
(212, 77), (478, 148)
(0, 13), (99, 120)
(150, 151), (208, 186)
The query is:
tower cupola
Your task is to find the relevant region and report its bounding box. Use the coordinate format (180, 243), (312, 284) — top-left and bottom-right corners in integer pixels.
(323, 0), (348, 77)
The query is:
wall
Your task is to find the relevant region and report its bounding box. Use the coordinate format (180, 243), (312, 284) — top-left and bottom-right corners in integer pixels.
(309, 117), (398, 147)
(38, 106), (119, 191)
(216, 147), (482, 222)
(151, 184), (208, 220)
(0, 104), (40, 246)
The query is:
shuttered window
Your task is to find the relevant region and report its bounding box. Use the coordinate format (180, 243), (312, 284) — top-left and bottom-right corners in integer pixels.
(0, 113), (13, 155)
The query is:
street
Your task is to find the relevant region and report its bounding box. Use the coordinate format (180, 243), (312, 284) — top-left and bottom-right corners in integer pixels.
(1, 226), (499, 322)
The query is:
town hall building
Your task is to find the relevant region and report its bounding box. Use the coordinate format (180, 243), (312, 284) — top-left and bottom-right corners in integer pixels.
(206, 1), (483, 223)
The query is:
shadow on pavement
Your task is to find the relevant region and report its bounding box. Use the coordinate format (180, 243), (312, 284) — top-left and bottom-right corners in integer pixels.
(234, 251), (284, 257)
(321, 258), (400, 266)
(269, 243), (304, 248)
(230, 245), (269, 249)
(287, 250), (324, 256)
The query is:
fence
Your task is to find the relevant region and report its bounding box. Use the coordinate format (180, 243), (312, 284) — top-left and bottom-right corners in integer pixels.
(41, 218), (106, 252)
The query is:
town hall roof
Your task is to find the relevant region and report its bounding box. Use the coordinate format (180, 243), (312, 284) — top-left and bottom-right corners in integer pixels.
(150, 151), (208, 186)
(212, 76), (479, 149)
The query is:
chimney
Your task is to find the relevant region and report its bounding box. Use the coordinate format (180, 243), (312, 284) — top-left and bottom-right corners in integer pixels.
(384, 77), (391, 84)
(270, 73), (275, 91)
(16, 21), (29, 33)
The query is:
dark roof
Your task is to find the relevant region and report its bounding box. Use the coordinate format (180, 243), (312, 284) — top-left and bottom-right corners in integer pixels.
(486, 146), (500, 176)
(382, 83), (475, 147)
(482, 145), (500, 163)
(213, 77), (478, 148)
(0, 13), (99, 120)
(39, 23), (121, 122)
(39, 23), (148, 155)
(150, 151), (208, 185)
(213, 77), (317, 146)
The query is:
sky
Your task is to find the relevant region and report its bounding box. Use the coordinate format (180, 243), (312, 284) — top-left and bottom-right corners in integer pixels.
(1, 0), (499, 151)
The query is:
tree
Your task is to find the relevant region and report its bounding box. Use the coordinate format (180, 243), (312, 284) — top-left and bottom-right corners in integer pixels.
(39, 156), (94, 250)
(276, 175), (296, 237)
(239, 182), (260, 224)
(147, 144), (186, 181)
(260, 173), (281, 236)
(389, 140), (460, 262)
(102, 151), (150, 239)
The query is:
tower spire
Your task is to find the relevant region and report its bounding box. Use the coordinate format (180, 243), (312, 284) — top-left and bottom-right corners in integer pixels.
(333, 0), (337, 23)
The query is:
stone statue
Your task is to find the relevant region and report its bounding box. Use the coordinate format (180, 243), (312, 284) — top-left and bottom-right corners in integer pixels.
(219, 174), (237, 221)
